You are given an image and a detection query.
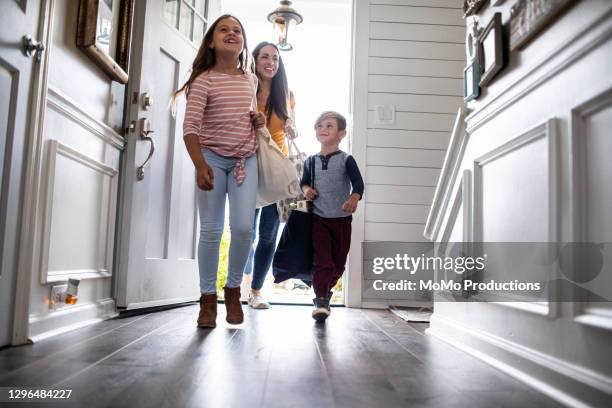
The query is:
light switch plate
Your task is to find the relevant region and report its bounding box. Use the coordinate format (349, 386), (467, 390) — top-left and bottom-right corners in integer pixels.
(374, 105), (395, 125)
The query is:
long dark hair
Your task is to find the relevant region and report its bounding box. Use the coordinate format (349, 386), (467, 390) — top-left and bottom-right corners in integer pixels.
(252, 42), (289, 123)
(173, 14), (250, 102)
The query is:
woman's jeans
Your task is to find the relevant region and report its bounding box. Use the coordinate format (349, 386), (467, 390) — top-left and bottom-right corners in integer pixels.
(197, 149), (257, 294)
(244, 203), (280, 290)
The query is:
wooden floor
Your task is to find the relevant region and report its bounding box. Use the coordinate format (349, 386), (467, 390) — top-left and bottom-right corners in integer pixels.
(0, 305), (562, 408)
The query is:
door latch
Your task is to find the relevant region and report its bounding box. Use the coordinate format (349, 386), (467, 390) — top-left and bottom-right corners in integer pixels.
(22, 35), (45, 62)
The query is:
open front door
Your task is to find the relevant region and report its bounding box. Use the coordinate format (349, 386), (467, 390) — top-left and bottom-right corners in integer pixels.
(0, 1), (42, 345)
(116, 0), (219, 309)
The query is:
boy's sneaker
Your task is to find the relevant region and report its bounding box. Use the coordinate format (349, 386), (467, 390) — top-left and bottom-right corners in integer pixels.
(312, 297), (330, 321)
(248, 292), (270, 309)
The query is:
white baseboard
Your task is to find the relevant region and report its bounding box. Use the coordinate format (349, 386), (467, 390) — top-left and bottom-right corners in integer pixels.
(427, 314), (612, 408)
(28, 298), (117, 343)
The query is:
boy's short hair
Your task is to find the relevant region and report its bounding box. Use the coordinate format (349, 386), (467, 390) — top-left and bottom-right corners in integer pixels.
(314, 111), (347, 131)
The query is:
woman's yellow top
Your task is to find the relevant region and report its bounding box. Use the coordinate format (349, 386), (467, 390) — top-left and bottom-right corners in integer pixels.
(259, 92), (295, 157)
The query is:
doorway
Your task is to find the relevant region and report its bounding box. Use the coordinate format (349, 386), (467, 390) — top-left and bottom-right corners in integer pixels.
(220, 0), (354, 305)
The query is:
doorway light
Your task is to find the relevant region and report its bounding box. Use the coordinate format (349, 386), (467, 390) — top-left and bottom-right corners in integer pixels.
(267, 0), (303, 51)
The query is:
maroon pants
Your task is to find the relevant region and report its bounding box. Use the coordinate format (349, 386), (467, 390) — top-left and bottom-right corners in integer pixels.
(312, 214), (352, 298)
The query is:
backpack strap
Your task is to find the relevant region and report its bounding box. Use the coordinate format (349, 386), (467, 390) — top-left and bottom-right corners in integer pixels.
(310, 155), (316, 190)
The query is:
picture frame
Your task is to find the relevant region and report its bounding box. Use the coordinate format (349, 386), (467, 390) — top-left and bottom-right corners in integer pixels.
(510, 0), (575, 51)
(76, 0), (134, 84)
(463, 58), (480, 102)
(478, 12), (504, 87)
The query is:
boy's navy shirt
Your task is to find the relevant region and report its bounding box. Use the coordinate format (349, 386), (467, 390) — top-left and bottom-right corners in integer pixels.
(301, 150), (364, 219)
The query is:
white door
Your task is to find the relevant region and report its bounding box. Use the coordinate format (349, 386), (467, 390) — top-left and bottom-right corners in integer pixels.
(0, 1), (42, 346)
(116, 0), (220, 309)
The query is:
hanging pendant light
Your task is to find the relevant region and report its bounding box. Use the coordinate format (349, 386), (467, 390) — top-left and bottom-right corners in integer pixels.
(267, 0), (303, 51)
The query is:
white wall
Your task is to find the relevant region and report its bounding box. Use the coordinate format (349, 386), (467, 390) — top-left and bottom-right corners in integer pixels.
(350, 0), (464, 307)
(427, 1), (612, 406)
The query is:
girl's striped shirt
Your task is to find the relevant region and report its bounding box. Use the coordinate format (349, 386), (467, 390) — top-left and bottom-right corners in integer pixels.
(183, 70), (257, 160)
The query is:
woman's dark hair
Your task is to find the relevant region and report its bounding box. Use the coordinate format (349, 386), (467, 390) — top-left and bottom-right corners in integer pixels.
(252, 42), (289, 123)
(174, 14), (250, 101)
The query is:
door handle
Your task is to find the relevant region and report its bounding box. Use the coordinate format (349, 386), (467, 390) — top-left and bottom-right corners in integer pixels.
(22, 35), (45, 62)
(136, 119), (155, 181)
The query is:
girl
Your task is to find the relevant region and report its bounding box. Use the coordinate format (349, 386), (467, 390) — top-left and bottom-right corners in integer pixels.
(243, 42), (297, 309)
(176, 15), (265, 328)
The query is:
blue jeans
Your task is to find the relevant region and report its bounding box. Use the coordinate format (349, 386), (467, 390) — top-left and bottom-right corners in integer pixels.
(197, 149), (258, 294)
(244, 203), (280, 290)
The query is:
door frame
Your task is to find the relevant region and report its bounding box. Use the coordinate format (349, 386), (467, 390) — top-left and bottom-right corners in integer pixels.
(346, 0), (365, 308)
(11, 0), (55, 345)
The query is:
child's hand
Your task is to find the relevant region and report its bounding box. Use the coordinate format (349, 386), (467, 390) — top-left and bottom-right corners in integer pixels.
(250, 111), (266, 129)
(342, 194), (360, 213)
(196, 162), (214, 191)
(303, 185), (318, 201)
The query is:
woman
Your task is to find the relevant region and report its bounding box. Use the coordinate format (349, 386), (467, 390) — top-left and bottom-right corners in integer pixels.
(244, 41), (297, 309)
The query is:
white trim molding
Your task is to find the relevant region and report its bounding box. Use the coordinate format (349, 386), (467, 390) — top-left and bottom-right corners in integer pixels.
(40, 140), (118, 284)
(472, 119), (559, 243)
(46, 86), (125, 150)
(472, 119), (559, 317)
(428, 314), (612, 408)
(424, 106), (467, 241)
(439, 169), (472, 246)
(28, 298), (117, 343)
(347, 0), (367, 308)
(570, 87), (612, 332)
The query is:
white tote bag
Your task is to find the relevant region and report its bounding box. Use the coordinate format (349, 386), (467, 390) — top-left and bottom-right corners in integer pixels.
(255, 127), (301, 207)
(249, 77), (301, 208)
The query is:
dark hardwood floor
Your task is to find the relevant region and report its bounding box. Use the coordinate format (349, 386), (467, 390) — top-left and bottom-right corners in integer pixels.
(0, 305), (562, 408)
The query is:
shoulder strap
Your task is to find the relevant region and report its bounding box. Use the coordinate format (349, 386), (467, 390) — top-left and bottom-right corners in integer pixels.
(310, 155), (315, 190)
(249, 73), (258, 111)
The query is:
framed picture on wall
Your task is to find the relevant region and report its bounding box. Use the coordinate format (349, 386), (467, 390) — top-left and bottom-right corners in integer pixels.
(479, 12), (504, 87)
(76, 0), (134, 83)
(510, 0), (575, 51)
(464, 58), (480, 102)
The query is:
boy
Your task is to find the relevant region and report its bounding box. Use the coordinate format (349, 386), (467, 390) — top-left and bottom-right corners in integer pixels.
(301, 111), (364, 321)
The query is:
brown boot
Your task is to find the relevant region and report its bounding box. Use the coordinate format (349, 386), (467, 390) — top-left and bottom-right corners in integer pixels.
(223, 286), (244, 324)
(197, 293), (217, 328)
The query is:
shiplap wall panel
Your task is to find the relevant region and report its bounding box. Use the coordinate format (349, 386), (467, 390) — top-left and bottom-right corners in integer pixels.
(369, 75), (462, 96)
(369, 40), (464, 60)
(370, 5), (463, 26)
(367, 111), (456, 131)
(366, 203), (430, 224)
(367, 129), (451, 149)
(366, 185), (435, 205)
(366, 166), (441, 186)
(365, 223), (428, 242)
(369, 57), (464, 79)
(370, 0), (461, 8)
(368, 93), (461, 113)
(367, 147), (445, 167)
(364, 0), (463, 246)
(370, 22), (464, 43)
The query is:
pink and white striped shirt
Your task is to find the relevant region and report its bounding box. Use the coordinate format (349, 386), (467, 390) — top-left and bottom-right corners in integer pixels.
(183, 70), (258, 159)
